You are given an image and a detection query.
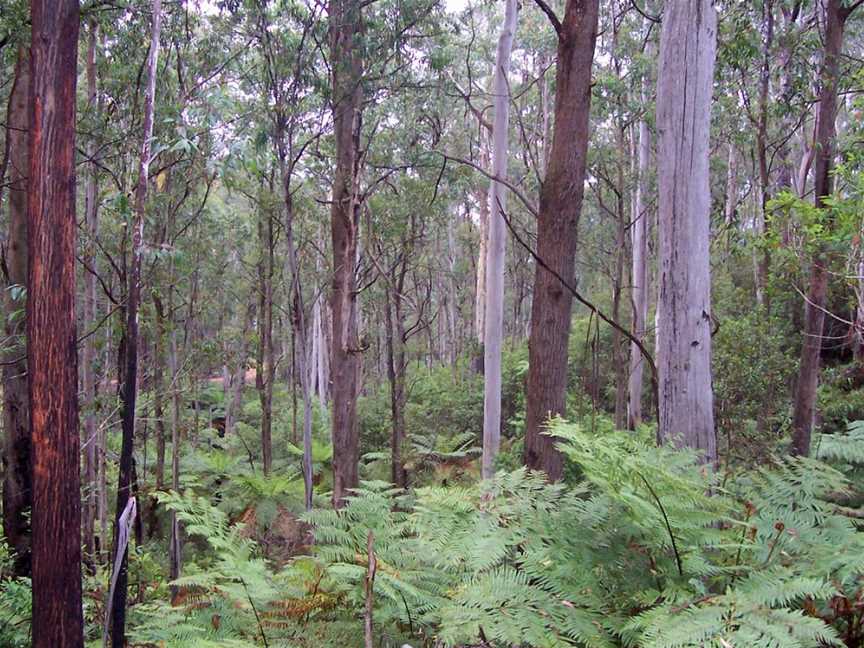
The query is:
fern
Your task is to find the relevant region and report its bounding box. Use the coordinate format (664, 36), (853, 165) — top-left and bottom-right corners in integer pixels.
(137, 422), (864, 648)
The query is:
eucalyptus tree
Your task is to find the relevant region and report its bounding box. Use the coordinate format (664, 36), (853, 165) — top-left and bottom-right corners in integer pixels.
(2, 42), (30, 578)
(523, 0), (599, 480)
(111, 0), (162, 642)
(655, 0), (717, 461)
(28, 0), (85, 641)
(628, 24), (654, 429)
(791, 0), (862, 456)
(81, 19), (102, 565)
(247, 0), (327, 504)
(479, 0), (518, 479)
(328, 0), (366, 505)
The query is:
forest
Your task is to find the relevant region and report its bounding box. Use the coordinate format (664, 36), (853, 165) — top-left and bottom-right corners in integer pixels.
(1, 0), (864, 645)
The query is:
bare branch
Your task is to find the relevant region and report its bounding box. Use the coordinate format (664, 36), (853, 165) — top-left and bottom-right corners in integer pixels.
(531, 0), (562, 35)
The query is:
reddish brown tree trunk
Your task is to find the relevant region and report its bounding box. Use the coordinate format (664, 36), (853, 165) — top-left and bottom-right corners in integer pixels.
(791, 0), (854, 456)
(524, 0), (599, 480)
(28, 0), (85, 642)
(329, 0), (364, 506)
(3, 45), (31, 578)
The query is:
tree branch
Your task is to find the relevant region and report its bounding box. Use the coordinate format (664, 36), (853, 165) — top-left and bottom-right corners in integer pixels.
(531, 0), (562, 36)
(498, 202), (660, 426)
(434, 153), (539, 218)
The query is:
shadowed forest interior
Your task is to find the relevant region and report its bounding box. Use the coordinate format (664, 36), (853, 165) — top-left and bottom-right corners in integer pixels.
(3, 0), (864, 646)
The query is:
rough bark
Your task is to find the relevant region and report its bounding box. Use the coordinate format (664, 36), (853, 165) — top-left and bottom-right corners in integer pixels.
(791, 0), (854, 456)
(329, 0), (364, 506)
(3, 45), (31, 578)
(655, 0), (717, 462)
(28, 0), (85, 641)
(481, 0), (518, 480)
(112, 0), (161, 643)
(523, 0), (599, 480)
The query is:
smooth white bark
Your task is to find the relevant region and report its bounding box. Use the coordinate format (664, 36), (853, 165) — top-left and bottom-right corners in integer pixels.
(627, 62), (651, 429)
(482, 0), (518, 479)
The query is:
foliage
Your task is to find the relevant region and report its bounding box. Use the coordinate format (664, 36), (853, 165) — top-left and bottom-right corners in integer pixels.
(713, 311), (797, 463)
(411, 422), (863, 647)
(0, 573), (30, 648)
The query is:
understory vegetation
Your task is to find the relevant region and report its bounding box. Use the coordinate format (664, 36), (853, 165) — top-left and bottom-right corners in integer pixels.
(5, 329), (864, 647)
(4, 0), (864, 645)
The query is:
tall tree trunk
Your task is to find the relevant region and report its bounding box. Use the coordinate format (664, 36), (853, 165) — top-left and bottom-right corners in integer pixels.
(854, 254), (864, 365)
(274, 113), (316, 509)
(28, 0), (85, 641)
(312, 284), (329, 409)
(256, 199), (275, 476)
(226, 301), (252, 436)
(153, 295), (167, 489)
(474, 141), (490, 349)
(754, 0), (775, 307)
(112, 0), (161, 643)
(481, 0), (518, 480)
(82, 22), (101, 567)
(612, 121), (629, 430)
(385, 281), (408, 489)
(3, 45), (31, 578)
(285, 202), (315, 511)
(655, 0), (717, 462)
(446, 215), (459, 370)
(628, 58), (651, 430)
(791, 0), (855, 456)
(774, 2), (802, 201)
(523, 0), (599, 480)
(329, 0), (364, 506)
(167, 290), (182, 599)
(99, 311), (111, 561)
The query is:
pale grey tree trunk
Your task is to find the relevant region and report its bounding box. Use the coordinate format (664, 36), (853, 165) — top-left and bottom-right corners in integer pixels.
(481, 0), (518, 480)
(309, 240), (329, 409)
(474, 140), (490, 348)
(628, 66), (651, 429)
(656, 0), (717, 462)
(446, 214), (459, 370)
